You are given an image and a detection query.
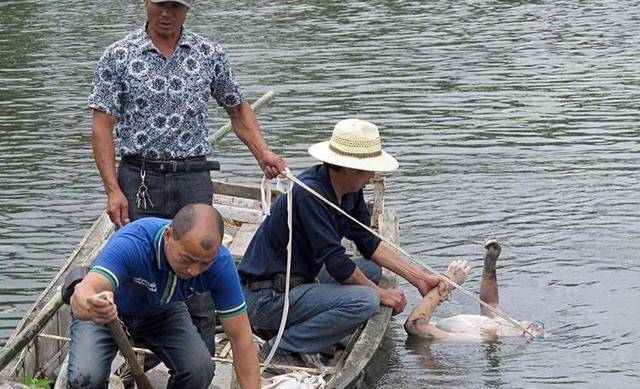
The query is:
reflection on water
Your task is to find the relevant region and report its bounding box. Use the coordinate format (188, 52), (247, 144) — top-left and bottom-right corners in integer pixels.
(1, 0), (639, 387)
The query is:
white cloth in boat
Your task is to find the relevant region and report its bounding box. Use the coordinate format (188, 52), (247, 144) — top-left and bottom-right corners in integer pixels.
(261, 372), (326, 389)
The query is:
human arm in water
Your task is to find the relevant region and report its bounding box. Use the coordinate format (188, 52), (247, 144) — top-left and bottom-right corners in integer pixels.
(404, 260), (471, 341)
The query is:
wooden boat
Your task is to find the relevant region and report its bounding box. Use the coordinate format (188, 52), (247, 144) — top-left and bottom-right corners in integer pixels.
(0, 177), (399, 388)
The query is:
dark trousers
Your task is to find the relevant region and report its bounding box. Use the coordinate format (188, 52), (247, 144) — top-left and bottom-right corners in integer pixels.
(117, 161), (214, 220)
(117, 161), (217, 357)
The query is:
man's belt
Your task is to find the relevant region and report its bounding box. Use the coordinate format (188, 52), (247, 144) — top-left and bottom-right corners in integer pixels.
(242, 273), (310, 293)
(122, 156), (220, 173)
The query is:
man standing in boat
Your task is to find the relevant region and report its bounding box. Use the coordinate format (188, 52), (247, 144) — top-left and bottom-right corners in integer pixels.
(68, 204), (260, 389)
(238, 119), (445, 367)
(87, 0), (286, 378)
(90, 0), (285, 228)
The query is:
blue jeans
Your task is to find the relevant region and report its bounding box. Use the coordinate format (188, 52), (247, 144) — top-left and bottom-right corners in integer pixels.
(243, 258), (382, 355)
(68, 304), (214, 389)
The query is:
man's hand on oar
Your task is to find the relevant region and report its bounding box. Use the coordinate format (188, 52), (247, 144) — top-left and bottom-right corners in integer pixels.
(87, 291), (118, 325)
(97, 293), (155, 389)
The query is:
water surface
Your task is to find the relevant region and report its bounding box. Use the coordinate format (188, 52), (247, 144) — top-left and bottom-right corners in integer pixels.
(1, 1), (638, 387)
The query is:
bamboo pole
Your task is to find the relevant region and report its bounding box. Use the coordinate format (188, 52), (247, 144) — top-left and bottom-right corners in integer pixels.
(0, 295), (63, 372)
(2, 219), (112, 375)
(208, 90), (276, 144)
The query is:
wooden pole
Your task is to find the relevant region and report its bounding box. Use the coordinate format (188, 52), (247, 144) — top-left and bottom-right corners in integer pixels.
(105, 319), (153, 389)
(97, 293), (154, 389)
(208, 90), (276, 144)
(370, 175), (386, 230)
(0, 295), (63, 372)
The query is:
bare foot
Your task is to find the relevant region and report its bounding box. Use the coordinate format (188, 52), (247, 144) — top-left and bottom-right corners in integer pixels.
(484, 238), (502, 263)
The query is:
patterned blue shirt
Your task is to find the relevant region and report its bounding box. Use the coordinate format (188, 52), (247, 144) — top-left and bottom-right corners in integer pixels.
(90, 217), (247, 319)
(88, 26), (245, 159)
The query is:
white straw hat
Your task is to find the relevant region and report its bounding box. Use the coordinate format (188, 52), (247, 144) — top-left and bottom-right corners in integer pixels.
(308, 119), (399, 172)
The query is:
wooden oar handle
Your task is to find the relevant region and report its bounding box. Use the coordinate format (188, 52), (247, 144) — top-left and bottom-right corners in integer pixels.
(97, 293), (154, 389)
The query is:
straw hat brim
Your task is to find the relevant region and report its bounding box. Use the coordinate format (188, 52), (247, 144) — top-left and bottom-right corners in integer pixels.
(308, 141), (399, 172)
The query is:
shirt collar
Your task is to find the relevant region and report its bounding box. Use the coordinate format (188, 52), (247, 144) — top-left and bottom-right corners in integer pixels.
(139, 23), (194, 53)
(316, 164), (340, 205)
(316, 164), (360, 210)
(154, 224), (172, 272)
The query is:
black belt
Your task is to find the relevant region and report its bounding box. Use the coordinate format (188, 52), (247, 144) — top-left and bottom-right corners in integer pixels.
(122, 156), (220, 173)
(241, 273), (311, 292)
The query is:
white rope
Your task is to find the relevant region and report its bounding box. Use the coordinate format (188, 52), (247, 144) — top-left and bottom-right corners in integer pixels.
(260, 175), (272, 221)
(283, 170), (537, 340)
(260, 169), (295, 369)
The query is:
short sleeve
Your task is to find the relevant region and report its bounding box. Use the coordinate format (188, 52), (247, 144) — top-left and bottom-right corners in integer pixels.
(209, 45), (245, 108)
(205, 246), (247, 319)
(87, 47), (122, 117)
(89, 234), (138, 289)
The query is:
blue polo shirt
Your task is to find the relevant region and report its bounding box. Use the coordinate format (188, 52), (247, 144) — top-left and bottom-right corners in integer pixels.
(90, 218), (246, 318)
(238, 164), (381, 283)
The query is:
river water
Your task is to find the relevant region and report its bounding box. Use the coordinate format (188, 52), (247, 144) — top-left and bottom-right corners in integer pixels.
(1, 1), (638, 388)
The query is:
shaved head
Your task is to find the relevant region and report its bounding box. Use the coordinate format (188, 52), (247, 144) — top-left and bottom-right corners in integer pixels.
(171, 203), (224, 250)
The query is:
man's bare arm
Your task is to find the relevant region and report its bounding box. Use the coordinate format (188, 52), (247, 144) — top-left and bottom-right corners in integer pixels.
(225, 101), (286, 179)
(370, 241), (444, 297)
(92, 110), (129, 228)
(70, 272), (117, 325)
(220, 312), (260, 389)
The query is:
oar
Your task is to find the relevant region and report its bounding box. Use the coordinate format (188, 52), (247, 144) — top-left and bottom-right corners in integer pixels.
(97, 293), (154, 389)
(208, 90), (275, 143)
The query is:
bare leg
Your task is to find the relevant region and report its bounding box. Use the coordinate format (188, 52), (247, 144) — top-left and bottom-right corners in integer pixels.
(404, 260), (470, 338)
(480, 238), (501, 318)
